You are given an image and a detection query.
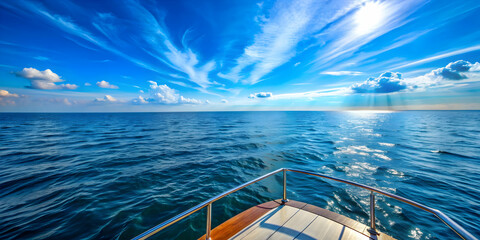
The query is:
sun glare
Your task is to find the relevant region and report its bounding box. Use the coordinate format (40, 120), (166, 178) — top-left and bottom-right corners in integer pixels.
(354, 1), (386, 35)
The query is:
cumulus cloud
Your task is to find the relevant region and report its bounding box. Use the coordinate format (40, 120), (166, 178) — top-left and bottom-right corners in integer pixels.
(0, 90), (19, 98)
(430, 60), (479, 80)
(140, 81), (202, 105)
(0, 90), (20, 106)
(350, 72), (407, 94)
(61, 98), (72, 105)
(180, 96), (202, 104)
(84, 82), (91, 86)
(132, 96), (149, 104)
(249, 92), (273, 98)
(96, 80), (118, 89)
(148, 81), (179, 104)
(15, 67), (78, 90)
(404, 60), (480, 90)
(348, 60), (480, 95)
(95, 95), (117, 102)
(221, 99), (228, 103)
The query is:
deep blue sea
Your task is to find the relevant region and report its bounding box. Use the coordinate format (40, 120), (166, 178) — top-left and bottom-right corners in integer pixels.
(0, 111), (479, 240)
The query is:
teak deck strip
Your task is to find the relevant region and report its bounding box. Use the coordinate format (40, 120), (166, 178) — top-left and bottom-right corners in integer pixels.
(197, 199), (396, 240)
(238, 205), (300, 240)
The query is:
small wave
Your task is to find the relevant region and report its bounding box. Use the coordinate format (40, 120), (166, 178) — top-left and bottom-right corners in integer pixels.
(229, 142), (265, 150)
(379, 142), (395, 147)
(374, 153), (392, 161)
(430, 150), (477, 159)
(334, 145), (384, 156)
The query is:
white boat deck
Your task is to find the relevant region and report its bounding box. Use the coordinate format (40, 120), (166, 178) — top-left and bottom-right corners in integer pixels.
(230, 205), (371, 240)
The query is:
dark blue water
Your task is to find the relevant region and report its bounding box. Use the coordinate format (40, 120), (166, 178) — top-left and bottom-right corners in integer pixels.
(0, 111), (479, 240)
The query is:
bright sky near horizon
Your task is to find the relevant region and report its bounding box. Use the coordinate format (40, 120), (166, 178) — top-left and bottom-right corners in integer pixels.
(0, 0), (479, 112)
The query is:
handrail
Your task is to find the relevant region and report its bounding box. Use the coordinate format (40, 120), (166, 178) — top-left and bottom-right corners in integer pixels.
(132, 168), (283, 240)
(132, 168), (477, 240)
(285, 169), (477, 240)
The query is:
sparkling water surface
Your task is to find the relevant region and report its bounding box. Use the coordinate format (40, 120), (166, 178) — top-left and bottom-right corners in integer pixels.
(0, 111), (479, 240)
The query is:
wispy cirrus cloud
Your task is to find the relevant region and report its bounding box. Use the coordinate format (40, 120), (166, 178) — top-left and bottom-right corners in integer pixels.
(272, 87), (348, 100)
(33, 56), (49, 61)
(121, 1), (216, 89)
(219, 0), (358, 85)
(311, 0), (426, 70)
(392, 44), (480, 70)
(321, 71), (363, 76)
(2, 0), (216, 90)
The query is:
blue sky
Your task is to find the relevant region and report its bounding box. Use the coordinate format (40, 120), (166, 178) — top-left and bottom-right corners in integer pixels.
(0, 0), (479, 112)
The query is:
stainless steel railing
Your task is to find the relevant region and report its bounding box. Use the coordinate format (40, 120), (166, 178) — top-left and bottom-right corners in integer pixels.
(132, 168), (478, 240)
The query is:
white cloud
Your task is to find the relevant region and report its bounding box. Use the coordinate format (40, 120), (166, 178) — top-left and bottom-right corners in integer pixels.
(249, 92), (273, 98)
(146, 81), (202, 105)
(63, 98), (72, 105)
(180, 96), (202, 104)
(321, 71), (363, 76)
(350, 72), (408, 94)
(84, 82), (91, 86)
(276, 60), (480, 100)
(0, 90), (19, 98)
(95, 95), (117, 102)
(96, 80), (118, 89)
(221, 99), (229, 103)
(0, 89), (18, 105)
(132, 96), (149, 104)
(430, 60), (477, 80)
(17, 67), (61, 82)
(15, 67), (78, 90)
(148, 81), (179, 104)
(404, 60), (480, 90)
(294, 62), (301, 67)
(6, 1), (214, 91)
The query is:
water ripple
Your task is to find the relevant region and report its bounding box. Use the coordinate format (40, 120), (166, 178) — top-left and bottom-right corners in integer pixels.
(0, 111), (479, 240)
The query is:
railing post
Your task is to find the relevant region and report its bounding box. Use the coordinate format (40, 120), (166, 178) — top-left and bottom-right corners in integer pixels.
(368, 191), (378, 235)
(282, 169), (289, 204)
(206, 203), (212, 240)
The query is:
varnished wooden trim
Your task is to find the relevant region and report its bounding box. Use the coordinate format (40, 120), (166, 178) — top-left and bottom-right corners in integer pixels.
(197, 200), (280, 240)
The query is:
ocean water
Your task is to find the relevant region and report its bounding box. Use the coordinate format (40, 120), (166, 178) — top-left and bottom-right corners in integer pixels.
(0, 111), (479, 240)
